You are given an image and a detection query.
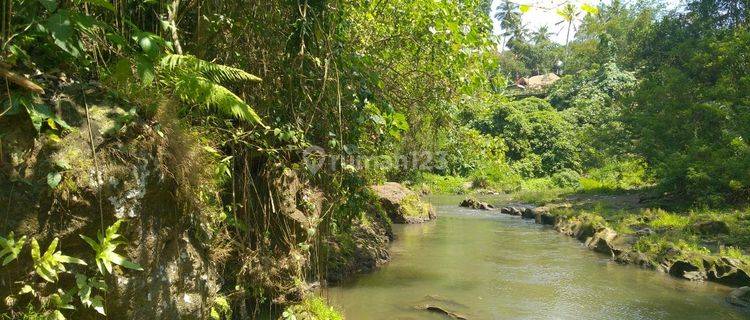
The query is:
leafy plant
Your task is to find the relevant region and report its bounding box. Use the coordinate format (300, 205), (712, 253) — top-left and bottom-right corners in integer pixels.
(75, 274), (107, 315)
(80, 220), (143, 275)
(0, 231), (27, 266)
(160, 54), (266, 127)
(31, 238), (86, 283)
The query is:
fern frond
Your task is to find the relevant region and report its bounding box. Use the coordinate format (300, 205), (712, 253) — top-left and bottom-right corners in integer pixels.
(161, 54), (262, 84)
(173, 76), (267, 127)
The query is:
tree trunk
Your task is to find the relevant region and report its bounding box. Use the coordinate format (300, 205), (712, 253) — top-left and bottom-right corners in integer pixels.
(168, 0), (183, 55)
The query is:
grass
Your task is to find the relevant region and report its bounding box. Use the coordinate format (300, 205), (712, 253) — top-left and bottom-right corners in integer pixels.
(282, 296), (344, 320)
(549, 203), (750, 268)
(409, 172), (467, 195)
(510, 188), (569, 205)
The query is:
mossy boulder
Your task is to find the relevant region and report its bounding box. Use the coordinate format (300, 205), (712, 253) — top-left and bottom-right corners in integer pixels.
(370, 182), (436, 223)
(706, 257), (750, 286)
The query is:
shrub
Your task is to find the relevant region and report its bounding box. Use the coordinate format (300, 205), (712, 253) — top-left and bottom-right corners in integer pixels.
(551, 169), (581, 188)
(475, 97), (581, 177)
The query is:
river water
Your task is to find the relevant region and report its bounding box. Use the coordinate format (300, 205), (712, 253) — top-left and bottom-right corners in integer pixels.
(326, 195), (750, 319)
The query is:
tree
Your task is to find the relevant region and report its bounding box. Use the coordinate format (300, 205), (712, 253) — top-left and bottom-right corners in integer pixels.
(556, 3), (580, 55)
(495, 0), (524, 50)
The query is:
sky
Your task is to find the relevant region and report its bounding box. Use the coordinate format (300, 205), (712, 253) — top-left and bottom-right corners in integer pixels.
(490, 0), (685, 44)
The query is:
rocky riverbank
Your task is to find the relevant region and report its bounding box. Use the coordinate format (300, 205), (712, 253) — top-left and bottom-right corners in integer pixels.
(325, 183), (435, 283)
(462, 198), (750, 308)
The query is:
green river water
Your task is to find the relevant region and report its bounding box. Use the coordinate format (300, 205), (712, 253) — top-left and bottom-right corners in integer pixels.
(325, 195), (750, 319)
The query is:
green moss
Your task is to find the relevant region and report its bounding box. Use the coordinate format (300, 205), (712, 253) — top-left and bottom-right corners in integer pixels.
(400, 194), (431, 217)
(282, 296), (343, 320)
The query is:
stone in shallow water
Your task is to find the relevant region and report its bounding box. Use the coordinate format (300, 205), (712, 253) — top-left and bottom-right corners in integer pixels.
(727, 286), (750, 308)
(459, 198), (494, 210)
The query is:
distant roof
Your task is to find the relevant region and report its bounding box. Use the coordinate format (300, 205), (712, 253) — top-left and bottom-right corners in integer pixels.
(516, 73), (560, 89)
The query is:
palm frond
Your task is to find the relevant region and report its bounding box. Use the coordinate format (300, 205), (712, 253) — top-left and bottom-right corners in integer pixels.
(173, 75), (267, 127)
(161, 54), (262, 83)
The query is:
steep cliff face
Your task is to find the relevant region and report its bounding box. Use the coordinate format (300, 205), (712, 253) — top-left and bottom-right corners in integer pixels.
(0, 83), (222, 319)
(0, 77), (397, 319)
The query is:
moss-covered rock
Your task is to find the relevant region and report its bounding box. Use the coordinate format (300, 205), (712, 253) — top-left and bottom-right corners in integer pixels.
(370, 182), (436, 224)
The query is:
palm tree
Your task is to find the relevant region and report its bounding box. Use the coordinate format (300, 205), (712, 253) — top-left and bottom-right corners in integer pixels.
(531, 26), (553, 45)
(495, 0), (522, 50)
(555, 3), (580, 56)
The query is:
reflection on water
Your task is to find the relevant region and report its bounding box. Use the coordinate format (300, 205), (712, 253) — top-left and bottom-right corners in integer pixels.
(325, 196), (750, 320)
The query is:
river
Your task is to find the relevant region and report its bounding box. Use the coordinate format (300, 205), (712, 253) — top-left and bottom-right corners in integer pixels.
(325, 195), (750, 319)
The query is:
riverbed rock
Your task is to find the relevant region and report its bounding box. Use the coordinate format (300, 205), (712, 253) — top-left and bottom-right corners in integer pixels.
(418, 305), (468, 320)
(459, 198), (495, 210)
(500, 206), (523, 216)
(370, 182), (436, 223)
(615, 251), (654, 268)
(669, 259), (707, 281)
(585, 227), (619, 256)
(727, 286), (750, 308)
(692, 220), (730, 235)
(706, 257), (750, 286)
(554, 218), (596, 241)
(521, 207), (536, 220)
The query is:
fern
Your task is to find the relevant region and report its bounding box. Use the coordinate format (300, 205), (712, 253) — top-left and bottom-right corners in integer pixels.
(80, 220), (143, 275)
(0, 231), (26, 266)
(161, 54), (262, 83)
(31, 238), (87, 283)
(159, 54), (267, 127)
(173, 76), (266, 126)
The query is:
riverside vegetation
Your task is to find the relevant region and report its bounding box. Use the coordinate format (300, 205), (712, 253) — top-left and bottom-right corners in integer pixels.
(0, 0), (749, 319)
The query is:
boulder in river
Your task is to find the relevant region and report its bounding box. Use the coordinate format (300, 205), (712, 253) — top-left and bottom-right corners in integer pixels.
(521, 207), (536, 220)
(706, 257), (750, 286)
(370, 182), (436, 224)
(459, 198), (495, 210)
(727, 286), (750, 308)
(500, 206), (524, 216)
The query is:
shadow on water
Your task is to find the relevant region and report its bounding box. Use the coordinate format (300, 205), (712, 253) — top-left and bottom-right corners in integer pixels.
(325, 195), (750, 320)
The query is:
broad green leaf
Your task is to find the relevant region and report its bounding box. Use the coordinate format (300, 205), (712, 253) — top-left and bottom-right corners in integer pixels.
(47, 172), (62, 189)
(135, 55), (156, 85)
(26, 103), (53, 132)
(19, 285), (35, 295)
(56, 254), (87, 265)
(51, 310), (66, 320)
(0, 232), (26, 265)
(31, 238), (41, 260)
(80, 235), (101, 252)
(91, 295), (105, 315)
(46, 11), (82, 57)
